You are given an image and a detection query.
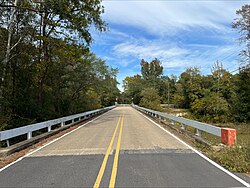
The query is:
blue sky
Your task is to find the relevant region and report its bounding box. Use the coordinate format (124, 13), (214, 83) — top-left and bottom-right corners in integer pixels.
(91, 0), (248, 91)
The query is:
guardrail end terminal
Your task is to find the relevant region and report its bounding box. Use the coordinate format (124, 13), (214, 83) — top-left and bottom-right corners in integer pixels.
(221, 128), (236, 146)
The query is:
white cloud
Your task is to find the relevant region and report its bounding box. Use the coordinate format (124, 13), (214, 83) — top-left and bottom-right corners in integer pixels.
(111, 37), (240, 72)
(102, 1), (246, 36)
(113, 40), (189, 62)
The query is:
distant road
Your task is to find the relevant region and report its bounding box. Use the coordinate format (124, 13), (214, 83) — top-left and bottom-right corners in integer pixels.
(0, 107), (248, 187)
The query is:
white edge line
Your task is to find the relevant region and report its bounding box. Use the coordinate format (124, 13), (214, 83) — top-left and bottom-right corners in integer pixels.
(136, 109), (250, 188)
(0, 109), (114, 173)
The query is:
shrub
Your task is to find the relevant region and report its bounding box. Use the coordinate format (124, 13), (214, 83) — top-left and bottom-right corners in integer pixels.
(140, 88), (163, 111)
(191, 92), (230, 122)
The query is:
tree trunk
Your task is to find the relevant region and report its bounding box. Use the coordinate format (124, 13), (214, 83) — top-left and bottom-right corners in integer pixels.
(0, 0), (19, 97)
(37, 6), (48, 111)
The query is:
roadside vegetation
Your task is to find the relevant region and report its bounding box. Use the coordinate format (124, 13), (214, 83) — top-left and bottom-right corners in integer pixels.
(212, 122), (249, 173)
(197, 123), (250, 173)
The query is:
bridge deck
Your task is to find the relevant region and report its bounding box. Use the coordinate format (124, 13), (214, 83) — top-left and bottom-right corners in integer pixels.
(0, 107), (245, 187)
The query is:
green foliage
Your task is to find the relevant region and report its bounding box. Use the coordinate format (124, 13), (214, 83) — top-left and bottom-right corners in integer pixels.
(158, 75), (177, 104)
(123, 75), (144, 105)
(191, 92), (230, 122)
(0, 0), (119, 131)
(140, 58), (163, 90)
(173, 67), (203, 109)
(123, 58), (250, 124)
(171, 65), (239, 123)
(140, 88), (163, 111)
(233, 67), (250, 122)
(141, 58), (163, 80)
(123, 59), (164, 106)
(173, 83), (185, 108)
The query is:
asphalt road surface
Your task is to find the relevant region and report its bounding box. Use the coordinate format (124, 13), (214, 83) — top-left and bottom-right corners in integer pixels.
(0, 107), (248, 187)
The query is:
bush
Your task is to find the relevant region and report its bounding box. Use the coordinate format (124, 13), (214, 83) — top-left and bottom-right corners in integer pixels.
(140, 88), (163, 111)
(191, 92), (230, 122)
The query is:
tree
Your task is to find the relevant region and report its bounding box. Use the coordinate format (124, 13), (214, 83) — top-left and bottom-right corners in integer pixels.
(140, 88), (162, 111)
(191, 92), (230, 122)
(0, 0), (120, 132)
(232, 4), (250, 122)
(0, 0), (108, 112)
(140, 58), (163, 89)
(123, 75), (144, 104)
(173, 83), (185, 108)
(177, 67), (203, 108)
(211, 61), (236, 111)
(233, 67), (250, 122)
(0, 0), (35, 100)
(158, 75), (177, 104)
(232, 4), (250, 65)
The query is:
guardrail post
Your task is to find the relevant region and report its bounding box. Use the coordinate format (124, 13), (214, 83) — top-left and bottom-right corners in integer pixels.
(27, 131), (32, 139)
(171, 120), (175, 125)
(48, 125), (51, 132)
(181, 123), (186, 130)
(6, 140), (10, 147)
(195, 129), (201, 137)
(61, 121), (65, 127)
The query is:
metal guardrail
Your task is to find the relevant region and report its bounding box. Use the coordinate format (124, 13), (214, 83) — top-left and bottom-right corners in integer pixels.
(133, 105), (221, 137)
(0, 106), (115, 147)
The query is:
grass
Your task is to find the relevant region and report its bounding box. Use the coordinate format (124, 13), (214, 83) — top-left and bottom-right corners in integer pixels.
(209, 123), (249, 173)
(197, 123), (250, 173)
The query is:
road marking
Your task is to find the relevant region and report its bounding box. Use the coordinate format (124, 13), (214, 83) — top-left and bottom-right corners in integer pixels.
(0, 109), (115, 173)
(109, 113), (124, 188)
(136, 109), (250, 187)
(93, 114), (121, 188)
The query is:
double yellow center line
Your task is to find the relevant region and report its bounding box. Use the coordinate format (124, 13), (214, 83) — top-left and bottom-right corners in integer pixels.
(93, 113), (124, 188)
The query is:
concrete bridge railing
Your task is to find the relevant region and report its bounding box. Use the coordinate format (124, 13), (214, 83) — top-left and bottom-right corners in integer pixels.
(0, 106), (115, 147)
(133, 105), (236, 146)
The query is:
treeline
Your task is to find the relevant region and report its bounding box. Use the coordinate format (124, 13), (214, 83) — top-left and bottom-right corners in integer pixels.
(0, 0), (119, 131)
(121, 59), (250, 123)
